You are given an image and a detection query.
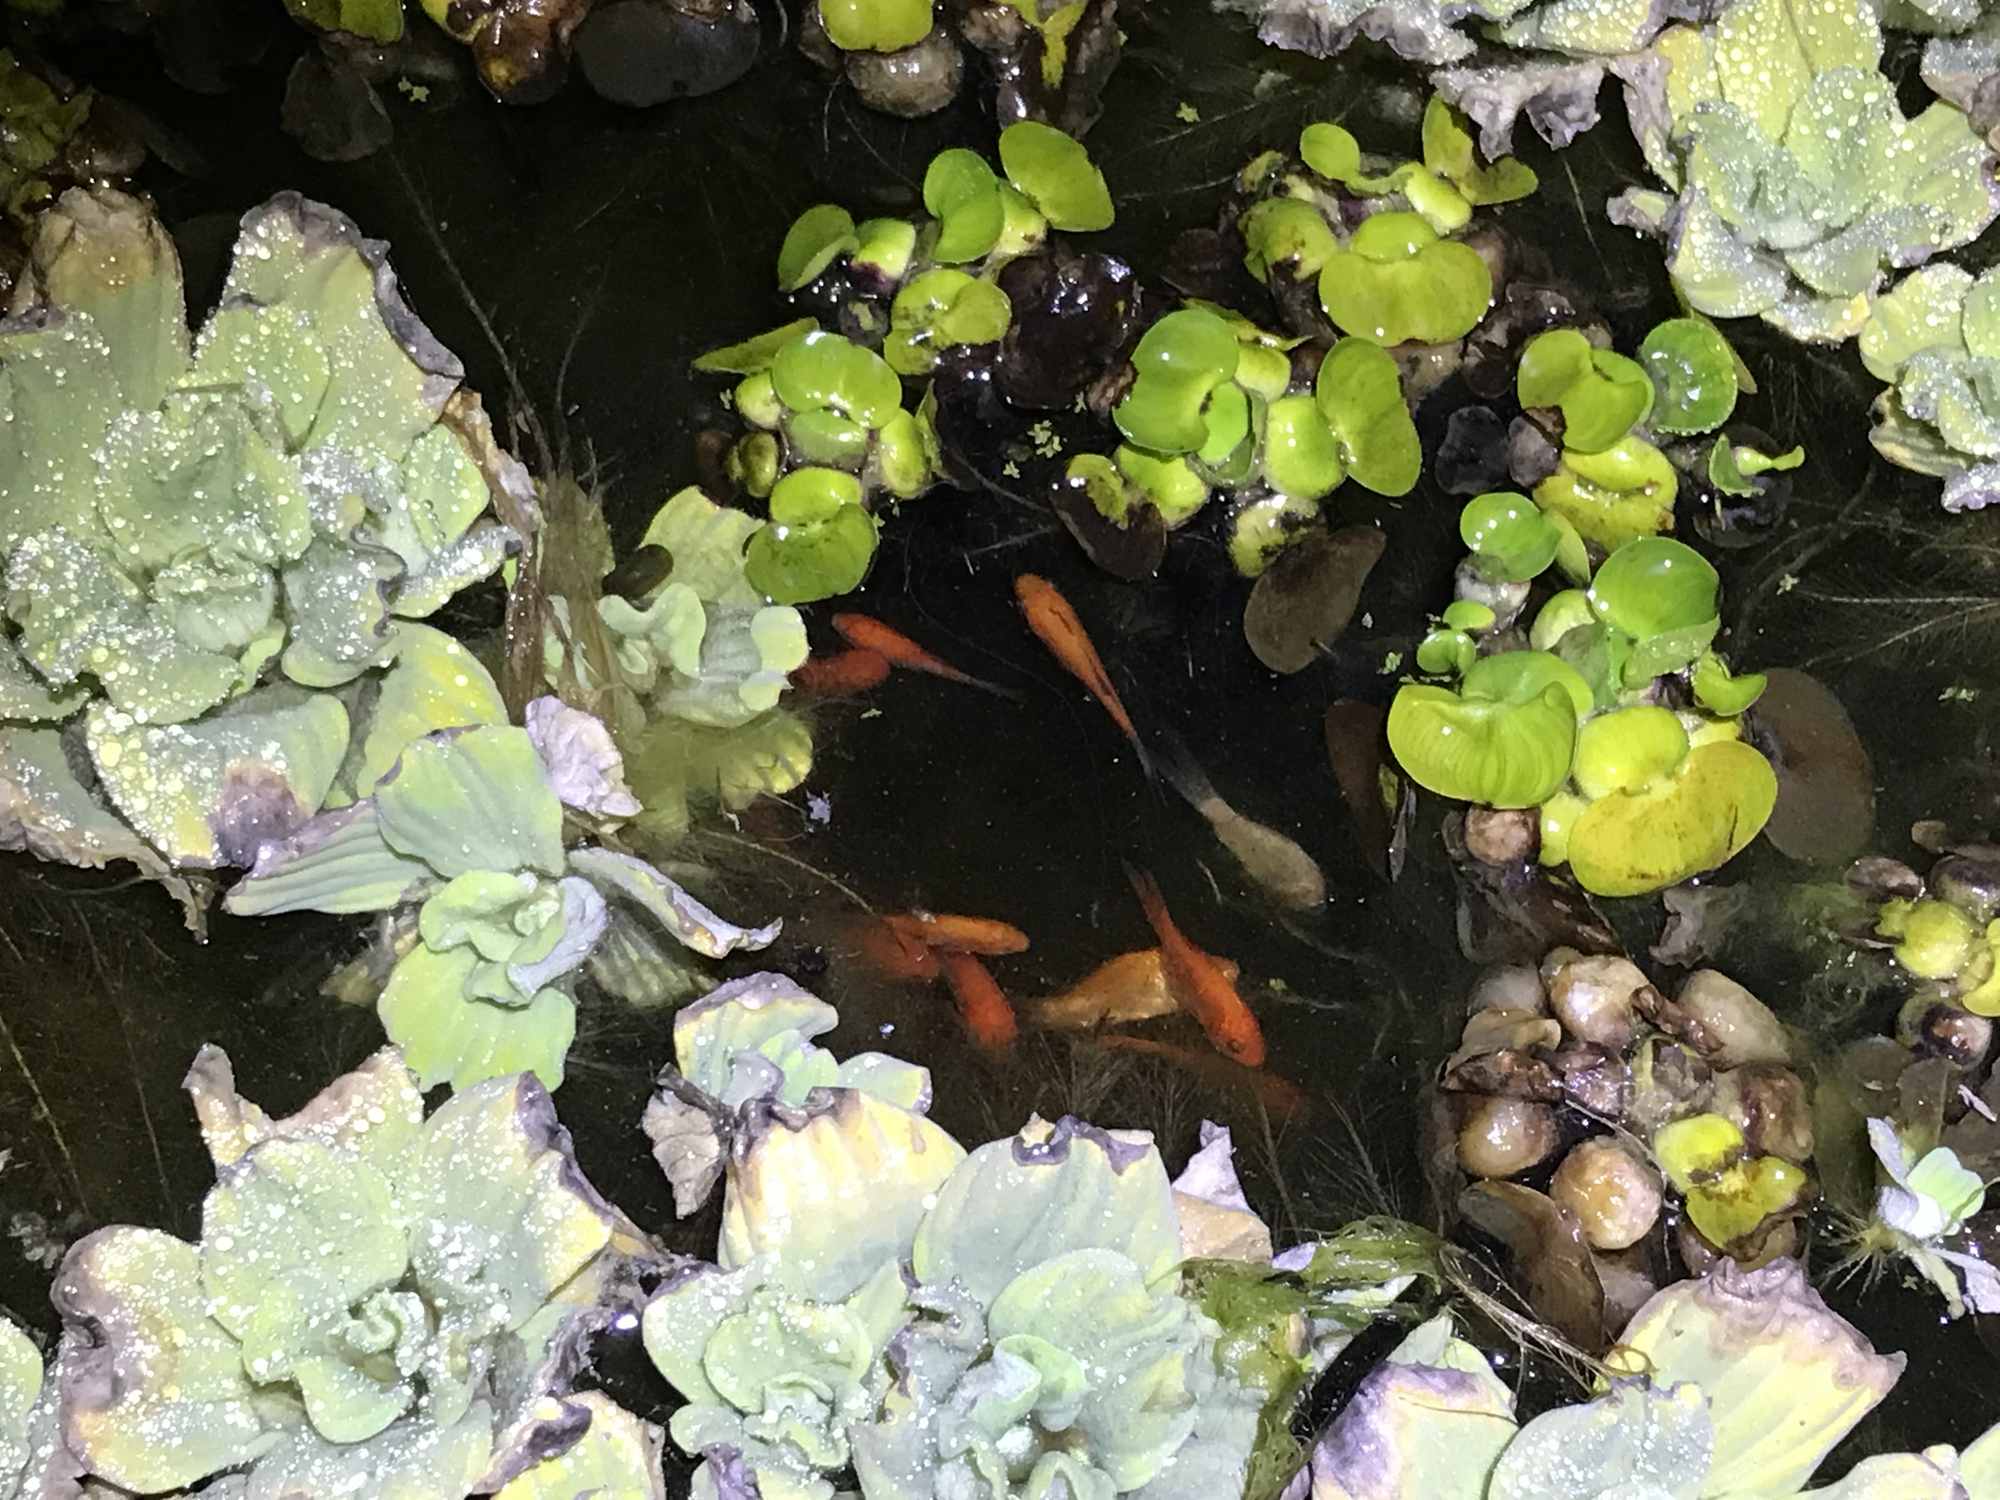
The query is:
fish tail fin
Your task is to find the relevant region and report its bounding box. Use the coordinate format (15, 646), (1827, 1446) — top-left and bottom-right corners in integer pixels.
(1123, 861), (1172, 938)
(1147, 726), (1217, 811)
(951, 667), (1028, 703)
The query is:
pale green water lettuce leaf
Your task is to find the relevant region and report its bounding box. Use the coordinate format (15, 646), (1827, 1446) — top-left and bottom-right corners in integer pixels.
(375, 725), (566, 879)
(912, 1116), (1179, 1307)
(1486, 1382), (1712, 1500)
(0, 1317), (42, 1490)
(491, 1393), (666, 1500)
(223, 799), (434, 915)
(379, 945), (577, 1091)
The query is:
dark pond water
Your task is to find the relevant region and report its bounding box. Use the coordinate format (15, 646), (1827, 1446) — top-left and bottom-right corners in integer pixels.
(3, 5), (1999, 1487)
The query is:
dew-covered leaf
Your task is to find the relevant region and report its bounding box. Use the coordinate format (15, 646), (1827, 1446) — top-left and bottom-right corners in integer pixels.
(491, 1392), (665, 1500)
(378, 944), (579, 1092)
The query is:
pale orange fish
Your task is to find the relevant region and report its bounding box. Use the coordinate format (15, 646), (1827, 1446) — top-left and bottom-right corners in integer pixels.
(1092, 1035), (1310, 1121)
(794, 647), (890, 697)
(1125, 864), (1267, 1067)
(847, 916), (941, 981)
(1028, 947), (1242, 1031)
(1013, 573), (1151, 778)
(831, 613), (1019, 698)
(938, 950), (1020, 1053)
(884, 910), (1031, 956)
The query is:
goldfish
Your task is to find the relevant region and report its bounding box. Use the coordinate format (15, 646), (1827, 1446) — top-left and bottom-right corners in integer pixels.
(1091, 1036), (1310, 1121)
(847, 916), (941, 981)
(1027, 947), (1242, 1031)
(793, 647), (891, 696)
(939, 950), (1020, 1052)
(831, 613), (1019, 698)
(884, 910), (1031, 956)
(1124, 864), (1267, 1066)
(1013, 573), (1151, 778)
(1154, 731), (1326, 911)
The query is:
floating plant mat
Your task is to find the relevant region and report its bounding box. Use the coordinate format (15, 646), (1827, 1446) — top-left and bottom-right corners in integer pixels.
(1, 3), (1999, 1494)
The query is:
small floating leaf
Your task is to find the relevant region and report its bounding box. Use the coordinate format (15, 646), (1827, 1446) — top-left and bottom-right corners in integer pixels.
(1317, 211), (1492, 347)
(1298, 122), (1361, 182)
(923, 149), (1005, 264)
(1573, 705), (1690, 800)
(1389, 680), (1578, 808)
(1586, 537), (1719, 642)
(775, 205), (857, 292)
(693, 318), (821, 375)
(999, 121), (1114, 232)
(1566, 740), (1777, 897)
(1112, 306), (1240, 454)
(1461, 491), (1560, 581)
(1639, 317), (1739, 435)
(744, 468), (878, 604)
(820, 0), (932, 53)
(1315, 338), (1421, 495)
(770, 330), (903, 429)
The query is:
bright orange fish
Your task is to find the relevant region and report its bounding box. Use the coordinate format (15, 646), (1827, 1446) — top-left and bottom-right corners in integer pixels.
(831, 613), (1019, 698)
(1028, 947), (1242, 1031)
(939, 950), (1020, 1052)
(793, 647), (891, 697)
(1124, 864), (1267, 1067)
(1012, 574), (1150, 778)
(1092, 1036), (1309, 1121)
(847, 916), (941, 981)
(884, 910), (1031, 956)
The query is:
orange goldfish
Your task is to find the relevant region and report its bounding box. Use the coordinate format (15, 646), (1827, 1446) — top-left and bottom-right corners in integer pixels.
(831, 613), (1019, 698)
(1013, 573), (1151, 778)
(1092, 1035), (1310, 1121)
(847, 916), (942, 981)
(939, 950), (1020, 1052)
(794, 648), (891, 697)
(884, 911), (1031, 956)
(1124, 864), (1267, 1067)
(1028, 948), (1242, 1031)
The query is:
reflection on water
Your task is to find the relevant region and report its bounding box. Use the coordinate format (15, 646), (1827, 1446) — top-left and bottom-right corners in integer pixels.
(3, 4), (2000, 1486)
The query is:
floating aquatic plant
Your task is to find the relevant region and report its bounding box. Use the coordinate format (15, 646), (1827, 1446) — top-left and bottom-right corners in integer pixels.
(43, 1045), (656, 1499)
(1611, 0), (2000, 343)
(225, 710), (778, 1088)
(0, 188), (520, 919)
(1860, 261), (2000, 512)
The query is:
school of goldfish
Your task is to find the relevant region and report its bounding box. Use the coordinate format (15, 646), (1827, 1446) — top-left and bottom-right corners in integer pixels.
(796, 578), (1322, 1115)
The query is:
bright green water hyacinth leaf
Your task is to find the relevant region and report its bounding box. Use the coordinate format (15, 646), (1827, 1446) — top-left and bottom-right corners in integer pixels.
(1262, 393), (1345, 500)
(999, 121), (1114, 232)
(820, 0), (931, 51)
(912, 1117), (1180, 1308)
(1388, 681), (1577, 809)
(788, 408), (870, 467)
(693, 317), (821, 376)
(1299, 122), (1361, 182)
(1566, 739), (1777, 896)
(770, 330), (902, 429)
(1692, 652), (1767, 716)
(1535, 436), (1679, 550)
(1442, 600), (1494, 633)
(885, 269), (1011, 376)
(1517, 327), (1593, 409)
(1114, 446), (1209, 526)
(1573, 705), (1690, 799)
(1461, 491), (1560, 581)
(1461, 649), (1593, 721)
(874, 405), (940, 499)
(1530, 589), (1595, 652)
(854, 216), (918, 282)
(1876, 897), (1977, 980)
(375, 724), (565, 879)
(1199, 380), (1253, 465)
(1316, 337), (1420, 495)
(1113, 306), (1240, 454)
(1517, 334), (1655, 454)
(1416, 628), (1476, 676)
(923, 149), (1005, 264)
(1639, 316), (1739, 435)
(1241, 199), (1338, 285)
(1587, 536), (1719, 641)
(744, 467), (878, 604)
(284, 0), (402, 42)
(1318, 211), (1491, 346)
(1420, 96), (1537, 207)
(776, 205), (856, 292)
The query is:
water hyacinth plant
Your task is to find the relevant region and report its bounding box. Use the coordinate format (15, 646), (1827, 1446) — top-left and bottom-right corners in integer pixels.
(224, 705), (778, 1089)
(636, 982), (1384, 1500)
(0, 186), (522, 922)
(31, 1045), (660, 1499)
(1610, 0), (2000, 343)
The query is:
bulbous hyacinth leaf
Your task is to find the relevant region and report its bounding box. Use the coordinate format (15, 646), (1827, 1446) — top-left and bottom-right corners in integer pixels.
(1262, 393), (1346, 500)
(1299, 122), (1361, 182)
(1691, 652), (1767, 716)
(885, 270), (1011, 376)
(1119, 446), (1211, 526)
(1240, 199), (1339, 283)
(787, 409), (869, 467)
(912, 1116), (1180, 1308)
(1316, 337), (1421, 495)
(1416, 628), (1476, 676)
(745, 468), (879, 605)
(1113, 307), (1241, 455)
(1463, 647), (1594, 723)
(770, 331), (902, 430)
(820, 0), (931, 53)
(1611, 1259), (1903, 1496)
(999, 122), (1115, 232)
(1318, 212), (1492, 346)
(54, 1226), (277, 1491)
(379, 943), (578, 1091)
(1388, 682), (1578, 810)
(1573, 704), (1690, 800)
(1639, 317), (1739, 435)
(83, 682), (349, 869)
(1421, 96), (1537, 206)
(694, 318), (821, 376)
(1566, 739), (1777, 896)
(1488, 1383), (1712, 1500)
(1517, 327), (1593, 409)
(337, 623), (507, 805)
(375, 724), (566, 879)
(1535, 436), (1679, 550)
(924, 149), (1006, 265)
(1517, 330), (1653, 452)
(1587, 536), (1720, 641)
(776, 205), (858, 292)
(1461, 491), (1560, 581)
(720, 1088), (966, 1301)
(490, 1393), (666, 1500)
